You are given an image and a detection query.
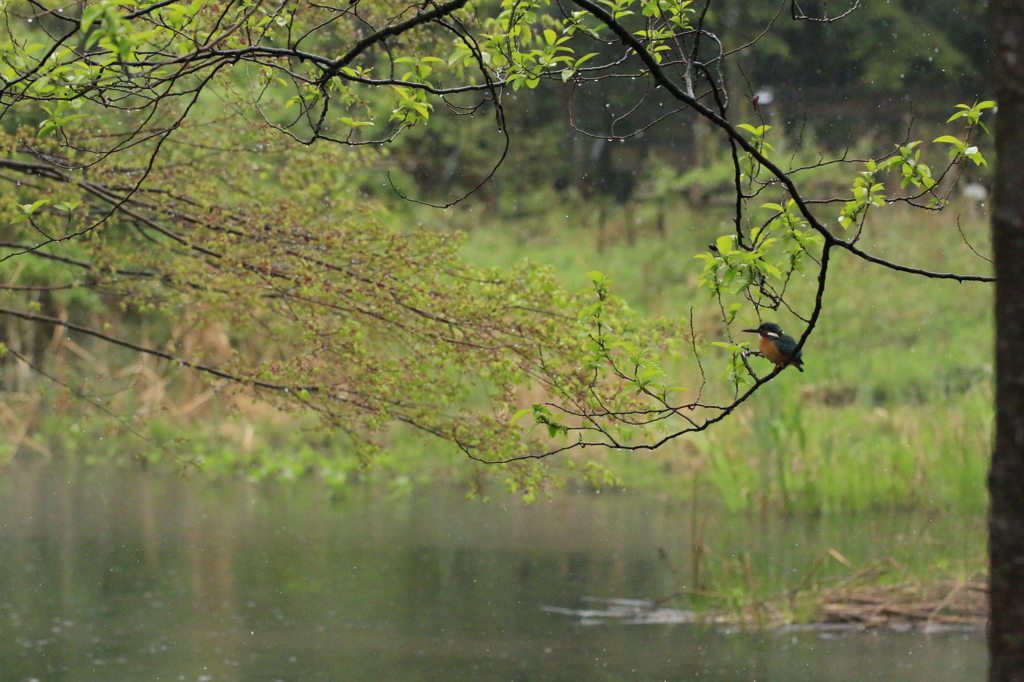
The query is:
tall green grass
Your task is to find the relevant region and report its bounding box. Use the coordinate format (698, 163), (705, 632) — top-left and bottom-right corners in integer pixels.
(698, 385), (991, 513)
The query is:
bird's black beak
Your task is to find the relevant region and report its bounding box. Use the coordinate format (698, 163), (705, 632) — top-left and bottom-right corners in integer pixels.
(742, 328), (759, 334)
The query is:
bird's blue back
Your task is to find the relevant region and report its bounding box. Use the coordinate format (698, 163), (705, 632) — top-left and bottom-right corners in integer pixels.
(776, 333), (802, 360)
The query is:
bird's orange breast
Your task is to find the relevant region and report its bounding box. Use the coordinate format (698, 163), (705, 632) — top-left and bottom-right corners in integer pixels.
(758, 335), (789, 365)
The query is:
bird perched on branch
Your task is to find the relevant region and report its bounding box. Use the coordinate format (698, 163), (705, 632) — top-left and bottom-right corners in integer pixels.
(743, 322), (804, 372)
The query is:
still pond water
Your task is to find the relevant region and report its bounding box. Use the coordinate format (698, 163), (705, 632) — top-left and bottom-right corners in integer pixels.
(0, 461), (984, 681)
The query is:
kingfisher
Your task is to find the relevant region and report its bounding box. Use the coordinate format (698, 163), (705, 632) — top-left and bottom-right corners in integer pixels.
(742, 322), (804, 372)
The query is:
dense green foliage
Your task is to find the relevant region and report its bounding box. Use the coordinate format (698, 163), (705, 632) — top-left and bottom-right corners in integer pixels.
(0, 0), (996, 504)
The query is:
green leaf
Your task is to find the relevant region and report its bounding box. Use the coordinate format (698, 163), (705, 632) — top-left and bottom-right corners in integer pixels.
(54, 200), (82, 213)
(638, 368), (663, 382)
(340, 116), (374, 127)
(79, 5), (105, 33)
(511, 408), (533, 424)
(965, 147), (987, 166)
(20, 199), (50, 215)
(611, 341), (639, 355)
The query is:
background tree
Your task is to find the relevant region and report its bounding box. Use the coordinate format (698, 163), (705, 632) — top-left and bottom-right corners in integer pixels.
(989, 0), (1023, 679)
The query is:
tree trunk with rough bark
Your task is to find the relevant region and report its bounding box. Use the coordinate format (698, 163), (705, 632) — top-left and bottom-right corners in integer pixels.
(990, 1), (1024, 681)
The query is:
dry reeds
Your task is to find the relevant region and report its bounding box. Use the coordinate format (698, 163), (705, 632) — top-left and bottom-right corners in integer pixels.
(816, 576), (987, 628)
